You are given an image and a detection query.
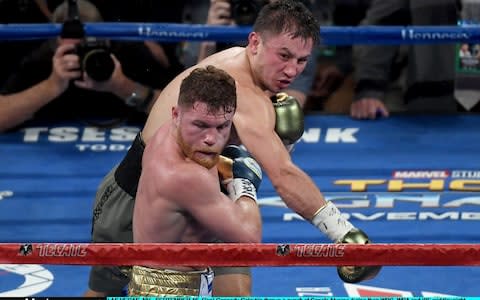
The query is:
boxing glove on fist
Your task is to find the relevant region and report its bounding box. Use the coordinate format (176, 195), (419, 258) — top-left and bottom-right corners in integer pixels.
(217, 145), (262, 201)
(336, 229), (382, 283)
(271, 93), (304, 151)
(311, 201), (381, 283)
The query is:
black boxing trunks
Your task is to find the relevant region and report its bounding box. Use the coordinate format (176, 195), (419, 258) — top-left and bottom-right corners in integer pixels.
(128, 266), (214, 296)
(88, 133), (145, 293)
(114, 132), (145, 197)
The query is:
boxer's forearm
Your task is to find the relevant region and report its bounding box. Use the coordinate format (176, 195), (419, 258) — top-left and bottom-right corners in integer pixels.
(270, 162), (327, 220)
(271, 161), (381, 283)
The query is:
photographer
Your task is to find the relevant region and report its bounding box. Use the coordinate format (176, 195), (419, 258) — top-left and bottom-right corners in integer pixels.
(0, 0), (167, 132)
(197, 0), (268, 62)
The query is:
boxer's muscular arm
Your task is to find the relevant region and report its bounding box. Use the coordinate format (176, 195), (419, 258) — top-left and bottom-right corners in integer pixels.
(234, 92), (381, 283)
(236, 91), (352, 241)
(235, 110), (325, 220)
(168, 165), (261, 243)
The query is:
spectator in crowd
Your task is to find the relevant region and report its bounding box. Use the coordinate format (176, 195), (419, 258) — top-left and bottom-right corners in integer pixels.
(0, 0), (55, 86)
(0, 0), (171, 132)
(90, 0), (186, 82)
(351, 0), (461, 119)
(307, 0), (370, 113)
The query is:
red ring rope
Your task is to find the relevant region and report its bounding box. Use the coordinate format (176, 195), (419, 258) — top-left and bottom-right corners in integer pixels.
(1, 243), (479, 266)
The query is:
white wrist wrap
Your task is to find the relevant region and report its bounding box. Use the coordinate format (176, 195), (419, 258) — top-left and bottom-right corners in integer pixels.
(311, 201), (354, 242)
(223, 178), (257, 202)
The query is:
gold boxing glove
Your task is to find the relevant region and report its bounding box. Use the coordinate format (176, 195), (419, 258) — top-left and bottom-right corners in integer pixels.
(271, 93), (304, 150)
(337, 229), (382, 283)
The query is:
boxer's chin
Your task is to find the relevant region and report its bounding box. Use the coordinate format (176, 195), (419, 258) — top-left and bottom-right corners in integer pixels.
(192, 152), (220, 169)
(177, 132), (220, 169)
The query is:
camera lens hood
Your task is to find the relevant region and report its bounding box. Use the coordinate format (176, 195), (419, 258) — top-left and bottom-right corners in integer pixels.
(82, 49), (114, 82)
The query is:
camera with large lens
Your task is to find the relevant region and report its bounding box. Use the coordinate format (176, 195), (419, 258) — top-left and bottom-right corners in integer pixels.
(75, 39), (114, 82)
(230, 0), (267, 26)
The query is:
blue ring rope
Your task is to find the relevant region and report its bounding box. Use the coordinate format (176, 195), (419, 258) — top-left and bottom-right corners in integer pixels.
(0, 23), (480, 45)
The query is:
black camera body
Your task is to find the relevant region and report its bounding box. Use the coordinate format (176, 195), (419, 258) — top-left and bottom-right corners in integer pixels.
(75, 40), (114, 82)
(231, 0), (267, 26)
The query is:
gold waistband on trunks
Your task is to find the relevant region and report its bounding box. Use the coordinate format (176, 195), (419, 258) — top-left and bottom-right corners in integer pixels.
(128, 265), (210, 296)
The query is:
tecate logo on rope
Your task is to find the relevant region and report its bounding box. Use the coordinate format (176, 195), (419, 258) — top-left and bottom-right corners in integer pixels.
(18, 243), (87, 257)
